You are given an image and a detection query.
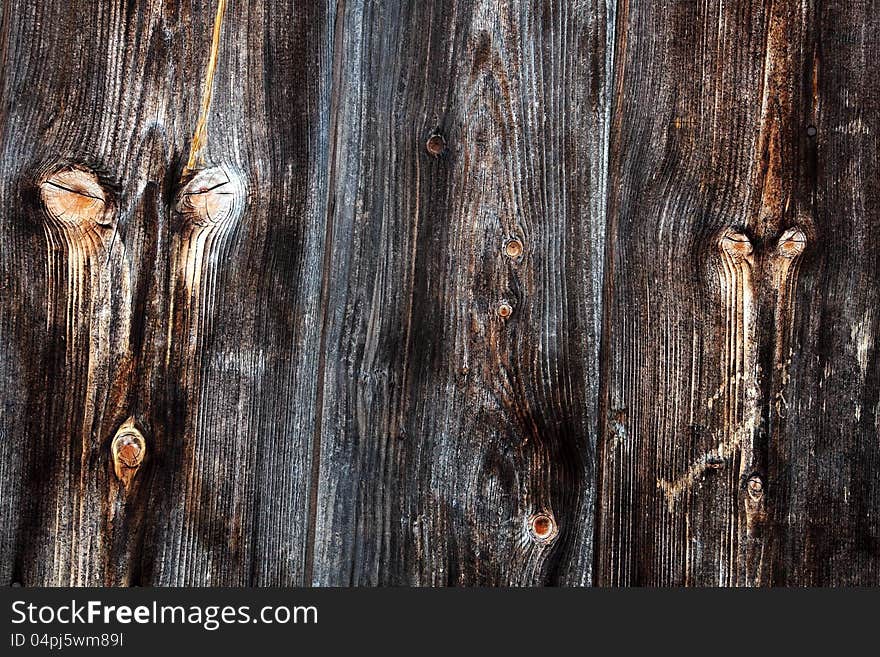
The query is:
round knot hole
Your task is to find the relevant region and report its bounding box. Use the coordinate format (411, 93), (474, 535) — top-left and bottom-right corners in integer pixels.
(528, 512), (558, 542)
(746, 475), (764, 501)
(114, 435), (143, 469)
(177, 166), (245, 228)
(426, 134), (447, 157)
(40, 167), (111, 228)
(720, 229), (753, 262)
(504, 238), (524, 259)
(111, 419), (146, 489)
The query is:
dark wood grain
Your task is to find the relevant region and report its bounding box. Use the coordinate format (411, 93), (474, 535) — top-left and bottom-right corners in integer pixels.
(597, 0), (880, 585)
(597, 0), (782, 587)
(764, 1), (880, 585)
(0, 0), (330, 585)
(1, 0), (879, 588)
(309, 0), (609, 585)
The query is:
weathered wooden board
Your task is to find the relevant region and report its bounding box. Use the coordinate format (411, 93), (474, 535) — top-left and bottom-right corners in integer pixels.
(310, 0), (608, 585)
(1, 0), (878, 587)
(0, 0), (331, 585)
(597, 0), (880, 585)
(765, 1), (880, 585)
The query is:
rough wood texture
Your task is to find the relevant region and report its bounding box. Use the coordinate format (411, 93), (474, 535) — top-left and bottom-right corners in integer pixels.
(311, 0), (608, 585)
(1, 0), (878, 587)
(597, 0), (880, 585)
(0, 0), (331, 585)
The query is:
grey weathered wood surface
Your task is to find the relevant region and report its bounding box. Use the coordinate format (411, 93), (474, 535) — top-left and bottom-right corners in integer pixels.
(311, 0), (608, 586)
(596, 0), (880, 586)
(0, 0), (331, 586)
(0, 0), (877, 586)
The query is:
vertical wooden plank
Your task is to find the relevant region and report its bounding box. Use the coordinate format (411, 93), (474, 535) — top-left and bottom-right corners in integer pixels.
(138, 0), (333, 586)
(0, 0), (197, 585)
(597, 0), (806, 585)
(598, 0), (880, 586)
(0, 0), (331, 585)
(311, 0), (609, 585)
(764, 2), (880, 585)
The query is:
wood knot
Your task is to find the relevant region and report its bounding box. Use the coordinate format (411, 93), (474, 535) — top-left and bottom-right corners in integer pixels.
(426, 133), (447, 157)
(116, 439), (142, 468)
(177, 166), (244, 227)
(39, 167), (111, 228)
(503, 237), (524, 259)
(112, 418), (146, 490)
(528, 512), (558, 543)
(720, 229), (753, 263)
(776, 227), (807, 258)
(746, 475), (764, 501)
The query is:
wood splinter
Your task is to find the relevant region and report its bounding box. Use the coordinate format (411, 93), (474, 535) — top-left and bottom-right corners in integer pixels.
(112, 418), (146, 489)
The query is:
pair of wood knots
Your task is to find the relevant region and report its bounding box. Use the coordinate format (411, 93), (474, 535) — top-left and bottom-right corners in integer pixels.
(719, 227), (808, 264)
(38, 165), (244, 230)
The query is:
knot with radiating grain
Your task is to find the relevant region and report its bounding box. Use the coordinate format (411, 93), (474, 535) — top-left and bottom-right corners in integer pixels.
(112, 419), (146, 491)
(176, 166), (244, 227)
(719, 229), (754, 264)
(776, 227), (807, 259)
(39, 167), (112, 230)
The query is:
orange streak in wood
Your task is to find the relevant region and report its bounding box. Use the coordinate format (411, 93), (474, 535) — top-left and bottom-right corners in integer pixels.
(185, 0), (227, 174)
